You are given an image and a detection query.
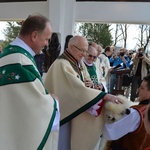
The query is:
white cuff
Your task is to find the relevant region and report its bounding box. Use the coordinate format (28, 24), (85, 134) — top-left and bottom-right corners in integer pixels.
(51, 100), (60, 131)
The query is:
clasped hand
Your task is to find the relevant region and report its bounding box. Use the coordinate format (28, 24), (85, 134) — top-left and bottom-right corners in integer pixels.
(84, 79), (93, 88)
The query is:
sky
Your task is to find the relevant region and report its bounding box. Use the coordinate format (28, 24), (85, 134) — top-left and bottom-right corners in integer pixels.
(111, 24), (139, 50)
(126, 26), (139, 49)
(0, 21), (7, 40)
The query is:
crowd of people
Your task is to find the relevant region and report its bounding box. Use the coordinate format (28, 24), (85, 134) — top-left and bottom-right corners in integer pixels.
(0, 13), (150, 150)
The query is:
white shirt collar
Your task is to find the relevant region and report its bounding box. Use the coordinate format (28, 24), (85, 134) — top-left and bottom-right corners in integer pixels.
(10, 37), (35, 56)
(82, 57), (93, 66)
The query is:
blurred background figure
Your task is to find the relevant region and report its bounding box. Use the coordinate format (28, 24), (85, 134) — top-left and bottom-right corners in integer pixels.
(34, 52), (44, 77)
(89, 42), (98, 49)
(43, 32), (61, 72)
(130, 47), (150, 101)
(120, 49), (134, 98)
(109, 45), (116, 66)
(128, 49), (134, 60)
(127, 49), (134, 70)
(64, 35), (73, 51)
(95, 45), (105, 78)
(109, 48), (131, 94)
(99, 46), (114, 93)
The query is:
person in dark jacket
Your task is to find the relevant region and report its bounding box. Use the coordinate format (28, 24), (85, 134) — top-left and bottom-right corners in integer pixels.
(64, 35), (73, 51)
(34, 52), (44, 77)
(43, 32), (61, 72)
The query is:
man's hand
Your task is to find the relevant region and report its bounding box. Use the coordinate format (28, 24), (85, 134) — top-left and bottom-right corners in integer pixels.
(94, 84), (103, 90)
(84, 79), (93, 88)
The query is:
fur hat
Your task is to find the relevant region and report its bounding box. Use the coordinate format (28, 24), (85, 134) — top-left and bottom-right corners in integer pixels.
(104, 94), (132, 124)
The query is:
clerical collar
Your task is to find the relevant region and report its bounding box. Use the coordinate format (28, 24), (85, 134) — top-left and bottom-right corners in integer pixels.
(82, 57), (93, 66)
(10, 37), (35, 56)
(139, 99), (150, 105)
(59, 50), (83, 76)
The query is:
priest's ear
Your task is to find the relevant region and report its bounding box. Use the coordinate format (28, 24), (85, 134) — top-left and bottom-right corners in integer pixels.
(30, 31), (38, 42)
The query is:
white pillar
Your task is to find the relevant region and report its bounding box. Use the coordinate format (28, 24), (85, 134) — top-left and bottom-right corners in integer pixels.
(48, 0), (76, 53)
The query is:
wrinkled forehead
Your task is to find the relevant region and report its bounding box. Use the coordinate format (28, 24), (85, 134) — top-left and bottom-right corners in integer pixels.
(69, 36), (88, 48)
(78, 43), (88, 50)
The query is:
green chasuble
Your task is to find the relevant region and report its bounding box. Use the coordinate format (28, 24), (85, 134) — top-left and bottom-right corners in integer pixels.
(85, 64), (99, 85)
(0, 45), (58, 150)
(44, 50), (106, 150)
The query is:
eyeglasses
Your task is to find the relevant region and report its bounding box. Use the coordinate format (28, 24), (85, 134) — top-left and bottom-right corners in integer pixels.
(73, 45), (88, 55)
(87, 54), (97, 60)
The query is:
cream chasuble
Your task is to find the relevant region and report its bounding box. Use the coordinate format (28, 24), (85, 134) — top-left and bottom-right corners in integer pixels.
(44, 50), (106, 150)
(0, 45), (59, 150)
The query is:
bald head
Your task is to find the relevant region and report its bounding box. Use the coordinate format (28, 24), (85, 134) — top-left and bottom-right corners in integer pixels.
(88, 46), (97, 54)
(68, 35), (88, 47)
(90, 42), (98, 50)
(68, 36), (88, 61)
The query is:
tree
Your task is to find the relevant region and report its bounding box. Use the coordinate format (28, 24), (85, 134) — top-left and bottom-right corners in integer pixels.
(113, 24), (122, 46)
(2, 21), (21, 47)
(119, 24), (129, 48)
(136, 25), (150, 51)
(76, 22), (113, 48)
(112, 24), (130, 48)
